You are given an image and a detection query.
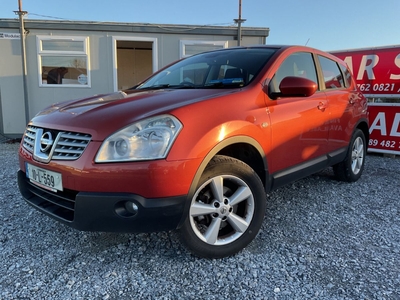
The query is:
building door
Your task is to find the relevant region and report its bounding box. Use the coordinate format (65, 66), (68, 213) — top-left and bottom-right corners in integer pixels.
(112, 37), (158, 91)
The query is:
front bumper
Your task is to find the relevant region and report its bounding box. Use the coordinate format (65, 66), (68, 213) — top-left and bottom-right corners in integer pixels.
(17, 170), (187, 233)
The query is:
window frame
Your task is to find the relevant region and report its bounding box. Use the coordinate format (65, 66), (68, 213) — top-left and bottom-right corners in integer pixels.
(179, 40), (228, 58)
(339, 63), (352, 88)
(269, 51), (319, 95)
(317, 55), (346, 90)
(37, 35), (91, 88)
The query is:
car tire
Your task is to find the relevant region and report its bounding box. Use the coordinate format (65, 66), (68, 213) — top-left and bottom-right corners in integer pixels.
(333, 129), (366, 182)
(179, 155), (266, 258)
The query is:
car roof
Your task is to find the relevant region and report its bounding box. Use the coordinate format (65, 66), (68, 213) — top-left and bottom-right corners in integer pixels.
(200, 45), (333, 57)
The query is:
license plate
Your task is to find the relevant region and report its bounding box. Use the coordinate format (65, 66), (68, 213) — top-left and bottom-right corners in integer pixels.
(25, 163), (63, 192)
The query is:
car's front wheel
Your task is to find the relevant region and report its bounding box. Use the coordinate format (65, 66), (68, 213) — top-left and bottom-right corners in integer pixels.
(179, 155), (266, 258)
(333, 129), (366, 182)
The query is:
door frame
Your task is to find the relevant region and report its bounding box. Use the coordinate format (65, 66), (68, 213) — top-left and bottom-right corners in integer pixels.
(112, 36), (158, 92)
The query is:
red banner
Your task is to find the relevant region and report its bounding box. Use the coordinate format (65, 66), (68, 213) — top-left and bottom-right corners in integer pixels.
(332, 46), (400, 95)
(368, 104), (400, 154)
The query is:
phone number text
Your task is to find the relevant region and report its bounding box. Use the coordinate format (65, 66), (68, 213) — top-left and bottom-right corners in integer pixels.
(369, 138), (400, 149)
(357, 83), (399, 93)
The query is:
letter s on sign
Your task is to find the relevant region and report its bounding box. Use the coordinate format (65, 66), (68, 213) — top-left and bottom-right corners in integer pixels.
(389, 53), (400, 80)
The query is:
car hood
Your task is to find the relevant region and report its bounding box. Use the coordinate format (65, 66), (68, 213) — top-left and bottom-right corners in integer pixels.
(32, 88), (239, 140)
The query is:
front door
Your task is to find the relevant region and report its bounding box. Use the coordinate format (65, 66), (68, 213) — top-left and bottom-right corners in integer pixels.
(113, 37), (157, 91)
(266, 52), (329, 173)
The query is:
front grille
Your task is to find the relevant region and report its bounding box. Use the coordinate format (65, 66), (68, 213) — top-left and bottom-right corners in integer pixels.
(52, 132), (92, 160)
(23, 126), (38, 152)
(22, 125), (91, 162)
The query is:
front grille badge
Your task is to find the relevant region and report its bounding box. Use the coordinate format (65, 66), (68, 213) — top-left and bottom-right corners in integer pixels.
(33, 128), (60, 163)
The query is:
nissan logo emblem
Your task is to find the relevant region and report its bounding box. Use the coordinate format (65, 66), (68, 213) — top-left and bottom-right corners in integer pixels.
(40, 132), (53, 152)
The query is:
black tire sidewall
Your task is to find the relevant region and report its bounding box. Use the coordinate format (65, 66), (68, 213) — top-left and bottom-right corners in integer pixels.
(334, 129), (366, 182)
(179, 155), (266, 259)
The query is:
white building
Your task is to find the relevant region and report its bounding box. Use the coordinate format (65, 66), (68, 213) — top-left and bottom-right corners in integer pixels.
(0, 19), (269, 137)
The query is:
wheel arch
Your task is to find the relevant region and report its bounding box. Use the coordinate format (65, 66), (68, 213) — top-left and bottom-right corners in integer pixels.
(356, 118), (370, 149)
(177, 136), (269, 228)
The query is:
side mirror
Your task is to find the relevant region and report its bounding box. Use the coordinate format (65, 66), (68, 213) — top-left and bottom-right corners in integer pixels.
(269, 76), (318, 99)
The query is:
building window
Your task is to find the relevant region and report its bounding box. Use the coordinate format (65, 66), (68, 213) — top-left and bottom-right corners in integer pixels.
(180, 40), (228, 58)
(37, 36), (90, 87)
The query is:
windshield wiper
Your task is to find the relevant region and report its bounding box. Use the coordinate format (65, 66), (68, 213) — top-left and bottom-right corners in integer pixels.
(138, 80), (244, 90)
(205, 78), (245, 88)
(137, 83), (199, 90)
(136, 84), (172, 90)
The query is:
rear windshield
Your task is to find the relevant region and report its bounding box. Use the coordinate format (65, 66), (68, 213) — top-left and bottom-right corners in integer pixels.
(138, 48), (276, 89)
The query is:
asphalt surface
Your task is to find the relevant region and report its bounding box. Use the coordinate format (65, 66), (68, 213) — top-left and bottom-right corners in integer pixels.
(1, 142), (399, 299)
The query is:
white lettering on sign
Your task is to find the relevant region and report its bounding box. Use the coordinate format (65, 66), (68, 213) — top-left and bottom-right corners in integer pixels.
(370, 112), (386, 135)
(370, 112), (400, 137)
(390, 54), (400, 80)
(390, 113), (400, 137)
(357, 55), (379, 80)
(342, 52), (400, 82)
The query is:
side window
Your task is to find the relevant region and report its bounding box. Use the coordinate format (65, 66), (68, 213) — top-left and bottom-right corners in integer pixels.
(318, 55), (345, 89)
(339, 64), (352, 88)
(270, 52), (318, 94)
(37, 36), (90, 87)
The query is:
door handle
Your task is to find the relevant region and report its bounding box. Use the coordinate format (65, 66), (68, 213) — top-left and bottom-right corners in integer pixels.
(318, 101), (327, 111)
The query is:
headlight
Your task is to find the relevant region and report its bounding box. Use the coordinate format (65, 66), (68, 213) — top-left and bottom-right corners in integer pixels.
(95, 115), (182, 162)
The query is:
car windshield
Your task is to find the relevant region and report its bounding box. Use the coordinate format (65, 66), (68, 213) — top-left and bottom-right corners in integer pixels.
(137, 48), (277, 89)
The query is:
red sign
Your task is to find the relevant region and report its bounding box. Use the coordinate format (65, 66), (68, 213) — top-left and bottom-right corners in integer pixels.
(368, 104), (400, 154)
(332, 46), (400, 95)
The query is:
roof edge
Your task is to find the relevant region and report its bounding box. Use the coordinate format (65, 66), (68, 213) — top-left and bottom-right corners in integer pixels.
(0, 18), (269, 37)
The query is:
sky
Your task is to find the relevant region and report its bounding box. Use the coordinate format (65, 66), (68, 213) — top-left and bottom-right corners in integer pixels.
(1, 0), (399, 51)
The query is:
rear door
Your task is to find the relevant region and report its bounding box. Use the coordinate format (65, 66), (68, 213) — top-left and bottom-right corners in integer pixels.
(317, 55), (355, 151)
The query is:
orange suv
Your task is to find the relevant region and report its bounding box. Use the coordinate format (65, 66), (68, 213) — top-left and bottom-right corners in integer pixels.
(17, 45), (369, 258)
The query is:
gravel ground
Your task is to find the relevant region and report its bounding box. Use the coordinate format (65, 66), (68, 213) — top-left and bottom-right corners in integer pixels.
(1, 142), (399, 299)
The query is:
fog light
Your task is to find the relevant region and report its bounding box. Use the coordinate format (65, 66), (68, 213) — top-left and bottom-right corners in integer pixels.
(115, 201), (139, 217)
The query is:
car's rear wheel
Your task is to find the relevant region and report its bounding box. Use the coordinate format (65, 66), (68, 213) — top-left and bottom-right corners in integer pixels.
(179, 155), (266, 258)
(333, 129), (366, 182)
